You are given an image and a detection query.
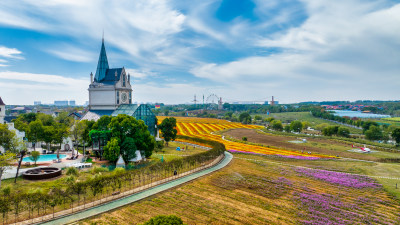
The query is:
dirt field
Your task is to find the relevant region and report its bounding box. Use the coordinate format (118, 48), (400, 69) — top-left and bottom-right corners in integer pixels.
(223, 129), (397, 161)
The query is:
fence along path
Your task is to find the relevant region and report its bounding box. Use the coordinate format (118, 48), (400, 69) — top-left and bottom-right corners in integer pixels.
(13, 152), (232, 225)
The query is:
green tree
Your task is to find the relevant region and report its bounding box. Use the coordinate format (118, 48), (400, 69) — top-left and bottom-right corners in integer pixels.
(224, 112), (233, 119)
(315, 123), (330, 131)
(42, 126), (55, 152)
(29, 151), (40, 166)
(254, 115), (263, 121)
(265, 117), (275, 123)
(54, 124), (70, 160)
(337, 127), (350, 137)
(271, 120), (283, 131)
(55, 112), (74, 127)
(302, 121), (311, 130)
(158, 117), (177, 146)
(290, 121), (303, 133)
(103, 138), (120, 164)
(0, 124), (16, 151)
(365, 125), (383, 141)
(284, 125), (291, 133)
(0, 152), (16, 188)
(36, 113), (55, 126)
(81, 120), (95, 157)
(155, 140), (164, 152)
(143, 215), (184, 225)
(362, 121), (379, 133)
(27, 120), (44, 151)
(322, 126), (339, 136)
(120, 137), (137, 166)
(392, 128), (400, 146)
(239, 112), (251, 124)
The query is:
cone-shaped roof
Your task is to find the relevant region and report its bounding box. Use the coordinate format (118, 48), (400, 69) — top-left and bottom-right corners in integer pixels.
(0, 97), (5, 105)
(94, 39), (109, 82)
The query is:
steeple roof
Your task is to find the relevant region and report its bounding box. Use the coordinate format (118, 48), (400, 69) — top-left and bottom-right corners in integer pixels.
(0, 97), (5, 105)
(94, 38), (109, 82)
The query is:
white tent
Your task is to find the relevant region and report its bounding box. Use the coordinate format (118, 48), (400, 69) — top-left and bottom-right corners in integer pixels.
(116, 155), (125, 167)
(129, 150), (143, 162)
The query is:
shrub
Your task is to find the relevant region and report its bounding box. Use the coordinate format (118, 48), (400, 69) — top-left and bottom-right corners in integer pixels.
(143, 215), (184, 225)
(91, 166), (109, 174)
(242, 137), (248, 141)
(66, 167), (79, 176)
(271, 120), (283, 131)
(113, 167), (125, 175)
(29, 151), (40, 166)
(290, 121), (303, 132)
(337, 127), (350, 138)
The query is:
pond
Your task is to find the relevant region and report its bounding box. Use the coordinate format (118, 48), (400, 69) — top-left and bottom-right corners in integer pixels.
(22, 154), (67, 162)
(330, 110), (391, 119)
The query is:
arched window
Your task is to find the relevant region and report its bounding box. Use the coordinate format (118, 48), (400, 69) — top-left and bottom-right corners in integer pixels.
(123, 74), (126, 87)
(117, 91), (120, 104)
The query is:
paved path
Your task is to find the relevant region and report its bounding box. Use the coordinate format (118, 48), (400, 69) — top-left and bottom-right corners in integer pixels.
(36, 152), (232, 225)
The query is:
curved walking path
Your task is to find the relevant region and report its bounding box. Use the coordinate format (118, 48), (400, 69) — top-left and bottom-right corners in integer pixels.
(37, 152), (233, 225)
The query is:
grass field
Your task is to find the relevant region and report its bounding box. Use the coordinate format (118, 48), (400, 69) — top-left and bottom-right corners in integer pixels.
(81, 153), (400, 225)
(223, 128), (400, 162)
(266, 112), (363, 134)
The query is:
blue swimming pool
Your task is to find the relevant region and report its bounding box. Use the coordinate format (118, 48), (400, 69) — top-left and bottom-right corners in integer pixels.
(22, 154), (67, 162)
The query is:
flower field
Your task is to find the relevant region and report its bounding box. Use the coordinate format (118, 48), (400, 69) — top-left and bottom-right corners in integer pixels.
(83, 153), (400, 225)
(158, 117), (333, 159)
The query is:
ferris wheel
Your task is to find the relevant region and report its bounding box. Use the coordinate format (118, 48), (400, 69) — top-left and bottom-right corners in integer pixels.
(206, 94), (220, 110)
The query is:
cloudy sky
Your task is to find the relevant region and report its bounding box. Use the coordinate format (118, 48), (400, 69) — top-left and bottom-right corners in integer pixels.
(0, 0), (399, 105)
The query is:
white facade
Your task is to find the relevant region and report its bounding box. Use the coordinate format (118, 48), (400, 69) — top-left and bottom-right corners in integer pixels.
(88, 39), (133, 111)
(0, 104), (4, 124)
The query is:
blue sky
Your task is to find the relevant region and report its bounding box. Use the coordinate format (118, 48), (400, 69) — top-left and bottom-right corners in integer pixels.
(0, 0), (399, 105)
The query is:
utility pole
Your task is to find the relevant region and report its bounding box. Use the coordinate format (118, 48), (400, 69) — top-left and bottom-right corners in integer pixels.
(193, 94), (198, 107)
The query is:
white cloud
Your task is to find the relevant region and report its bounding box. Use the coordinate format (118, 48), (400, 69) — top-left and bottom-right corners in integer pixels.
(0, 46), (23, 59)
(125, 68), (157, 80)
(191, 0), (400, 103)
(47, 45), (95, 62)
(0, 71), (88, 105)
(0, 0), (186, 66)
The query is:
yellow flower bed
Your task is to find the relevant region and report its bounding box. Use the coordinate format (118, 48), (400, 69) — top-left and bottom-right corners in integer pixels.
(157, 117), (334, 159)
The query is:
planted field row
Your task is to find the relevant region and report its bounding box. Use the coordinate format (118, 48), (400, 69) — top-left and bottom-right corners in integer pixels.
(165, 117), (333, 158)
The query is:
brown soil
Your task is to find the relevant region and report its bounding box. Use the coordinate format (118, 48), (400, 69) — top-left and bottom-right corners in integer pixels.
(224, 129), (379, 161)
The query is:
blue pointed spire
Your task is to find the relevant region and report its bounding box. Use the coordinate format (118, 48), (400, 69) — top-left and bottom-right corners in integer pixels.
(94, 38), (109, 82)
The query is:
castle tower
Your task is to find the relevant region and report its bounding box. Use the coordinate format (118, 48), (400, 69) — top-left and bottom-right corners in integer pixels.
(0, 97), (5, 124)
(88, 38), (133, 111)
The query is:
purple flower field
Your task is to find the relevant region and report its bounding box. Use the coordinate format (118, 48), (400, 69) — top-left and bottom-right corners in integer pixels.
(296, 168), (381, 189)
(294, 192), (386, 225)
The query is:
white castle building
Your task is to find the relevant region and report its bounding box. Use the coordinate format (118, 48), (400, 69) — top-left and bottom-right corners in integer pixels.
(88, 38), (133, 111)
(0, 97), (4, 124)
(82, 38), (157, 136)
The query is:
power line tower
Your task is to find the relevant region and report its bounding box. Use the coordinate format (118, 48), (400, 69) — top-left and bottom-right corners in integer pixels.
(203, 94), (205, 109)
(192, 94), (198, 107)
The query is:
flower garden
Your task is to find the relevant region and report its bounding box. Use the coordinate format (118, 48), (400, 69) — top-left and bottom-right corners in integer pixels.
(83, 152), (400, 225)
(158, 117), (333, 159)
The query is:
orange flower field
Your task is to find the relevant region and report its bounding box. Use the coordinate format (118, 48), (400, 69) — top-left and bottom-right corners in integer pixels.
(158, 117), (333, 159)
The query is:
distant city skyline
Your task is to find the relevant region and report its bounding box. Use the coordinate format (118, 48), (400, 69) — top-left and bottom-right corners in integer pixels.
(0, 0), (399, 105)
